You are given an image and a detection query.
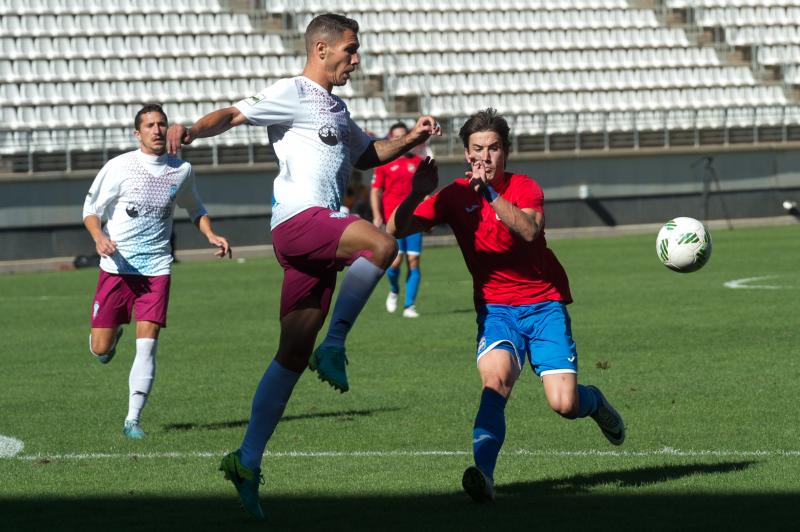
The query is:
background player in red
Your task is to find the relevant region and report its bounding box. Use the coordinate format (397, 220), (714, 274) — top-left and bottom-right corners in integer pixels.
(371, 122), (424, 318)
(389, 108), (625, 503)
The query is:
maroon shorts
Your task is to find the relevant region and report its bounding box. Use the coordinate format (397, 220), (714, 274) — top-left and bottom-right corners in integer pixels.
(90, 270), (171, 328)
(271, 206), (363, 319)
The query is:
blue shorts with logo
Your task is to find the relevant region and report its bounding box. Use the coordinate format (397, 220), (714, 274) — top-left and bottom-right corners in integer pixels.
(475, 300), (578, 377)
(397, 232), (422, 255)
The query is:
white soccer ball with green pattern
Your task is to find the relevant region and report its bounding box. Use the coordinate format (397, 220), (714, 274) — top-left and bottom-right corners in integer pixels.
(656, 217), (712, 273)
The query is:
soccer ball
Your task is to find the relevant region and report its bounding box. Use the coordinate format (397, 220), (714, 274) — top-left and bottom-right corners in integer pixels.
(656, 217), (712, 273)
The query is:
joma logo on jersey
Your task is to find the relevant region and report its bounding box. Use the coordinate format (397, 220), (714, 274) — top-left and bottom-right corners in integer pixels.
(318, 125), (339, 146)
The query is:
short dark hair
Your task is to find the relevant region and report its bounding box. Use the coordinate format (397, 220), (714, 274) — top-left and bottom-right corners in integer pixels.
(387, 121), (409, 135)
(458, 108), (511, 155)
(305, 13), (359, 54)
(134, 104), (168, 130)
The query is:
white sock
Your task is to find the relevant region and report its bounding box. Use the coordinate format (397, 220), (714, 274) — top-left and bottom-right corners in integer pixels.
(126, 338), (157, 422)
(321, 257), (385, 348)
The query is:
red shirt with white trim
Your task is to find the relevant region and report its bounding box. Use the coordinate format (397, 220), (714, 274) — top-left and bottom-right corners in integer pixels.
(372, 153), (423, 219)
(413, 172), (572, 308)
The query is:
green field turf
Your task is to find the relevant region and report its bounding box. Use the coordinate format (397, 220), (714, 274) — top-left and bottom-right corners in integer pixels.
(2, 224), (799, 531)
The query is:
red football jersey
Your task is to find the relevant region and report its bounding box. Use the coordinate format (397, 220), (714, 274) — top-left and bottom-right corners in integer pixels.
(413, 173), (572, 308)
(372, 154), (423, 219)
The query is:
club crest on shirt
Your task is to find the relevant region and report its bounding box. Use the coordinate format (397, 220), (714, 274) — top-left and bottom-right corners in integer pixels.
(126, 204), (139, 218)
(318, 124), (339, 146)
(478, 336), (487, 352)
(408, 164), (416, 172)
(169, 184), (177, 200)
(243, 93), (265, 106)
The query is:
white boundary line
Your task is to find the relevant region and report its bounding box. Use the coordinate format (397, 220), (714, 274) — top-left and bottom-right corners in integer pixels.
(724, 275), (785, 290)
(7, 447), (800, 461)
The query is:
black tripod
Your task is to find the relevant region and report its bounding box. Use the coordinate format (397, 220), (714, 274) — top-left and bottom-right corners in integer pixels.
(692, 156), (733, 230)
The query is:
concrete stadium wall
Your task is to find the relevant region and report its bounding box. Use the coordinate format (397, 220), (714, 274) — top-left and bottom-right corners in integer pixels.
(2, 146), (800, 261)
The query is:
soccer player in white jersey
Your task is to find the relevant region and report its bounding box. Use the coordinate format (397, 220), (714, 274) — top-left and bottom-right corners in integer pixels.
(166, 13), (440, 520)
(84, 104), (231, 439)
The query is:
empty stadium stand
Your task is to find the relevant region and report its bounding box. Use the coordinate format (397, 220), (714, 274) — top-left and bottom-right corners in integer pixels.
(0, 0), (799, 173)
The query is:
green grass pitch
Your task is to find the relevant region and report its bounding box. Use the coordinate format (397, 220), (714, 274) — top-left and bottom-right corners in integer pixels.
(1, 224), (799, 531)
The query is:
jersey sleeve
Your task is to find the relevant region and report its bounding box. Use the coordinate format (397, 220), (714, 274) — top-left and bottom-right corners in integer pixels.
(516, 175), (544, 214)
(175, 167), (208, 222)
(234, 79), (300, 127)
(82, 160), (120, 221)
(411, 188), (448, 230)
(347, 116), (374, 164)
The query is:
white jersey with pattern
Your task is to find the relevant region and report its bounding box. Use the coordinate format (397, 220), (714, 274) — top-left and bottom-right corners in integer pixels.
(234, 76), (373, 229)
(82, 150), (207, 276)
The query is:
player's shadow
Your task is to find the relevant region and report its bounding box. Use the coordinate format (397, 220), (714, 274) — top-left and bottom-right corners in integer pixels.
(163, 407), (401, 431)
(5, 460), (796, 532)
(498, 460), (756, 496)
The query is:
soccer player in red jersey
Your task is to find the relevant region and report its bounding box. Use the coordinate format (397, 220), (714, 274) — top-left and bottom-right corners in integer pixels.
(389, 108), (625, 503)
(371, 122), (425, 317)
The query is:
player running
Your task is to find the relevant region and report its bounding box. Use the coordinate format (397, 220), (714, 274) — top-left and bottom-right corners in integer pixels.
(370, 122), (425, 318)
(83, 104), (231, 439)
(165, 13), (440, 520)
(388, 108), (625, 503)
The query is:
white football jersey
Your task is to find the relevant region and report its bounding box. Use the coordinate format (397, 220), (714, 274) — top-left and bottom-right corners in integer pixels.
(82, 150), (207, 276)
(234, 76), (373, 229)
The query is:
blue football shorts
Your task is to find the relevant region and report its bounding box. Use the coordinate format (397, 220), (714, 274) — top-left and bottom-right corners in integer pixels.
(397, 232), (422, 256)
(475, 300), (578, 377)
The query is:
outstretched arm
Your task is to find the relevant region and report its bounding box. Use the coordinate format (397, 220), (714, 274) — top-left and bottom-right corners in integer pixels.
(387, 157), (438, 238)
(355, 116), (441, 170)
(166, 107), (249, 154)
(194, 214), (232, 259)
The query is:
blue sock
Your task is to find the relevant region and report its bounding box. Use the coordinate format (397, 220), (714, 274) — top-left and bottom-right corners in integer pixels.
(239, 359), (301, 471)
(576, 384), (600, 418)
(404, 267), (420, 308)
(472, 388), (507, 480)
(386, 266), (400, 294)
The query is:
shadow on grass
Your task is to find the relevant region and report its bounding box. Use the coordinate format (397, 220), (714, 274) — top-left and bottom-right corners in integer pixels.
(163, 408), (402, 432)
(4, 460), (795, 531)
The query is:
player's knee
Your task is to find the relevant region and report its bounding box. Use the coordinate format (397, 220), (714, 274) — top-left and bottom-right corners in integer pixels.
(548, 395), (578, 418)
(481, 375), (514, 397)
(372, 233), (398, 269)
(90, 338), (112, 356)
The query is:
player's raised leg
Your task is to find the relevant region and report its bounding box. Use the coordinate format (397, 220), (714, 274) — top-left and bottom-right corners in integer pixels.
(311, 219), (397, 392)
(535, 301), (625, 445)
(88, 270), (133, 364)
(464, 347), (519, 503)
(89, 327), (124, 364)
(542, 374), (625, 445)
(222, 303), (325, 520)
